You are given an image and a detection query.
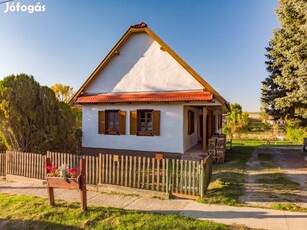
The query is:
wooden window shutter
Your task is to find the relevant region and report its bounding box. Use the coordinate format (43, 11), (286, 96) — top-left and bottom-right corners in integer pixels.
(130, 110), (137, 135)
(98, 111), (105, 134)
(119, 110), (126, 135)
(153, 110), (160, 136)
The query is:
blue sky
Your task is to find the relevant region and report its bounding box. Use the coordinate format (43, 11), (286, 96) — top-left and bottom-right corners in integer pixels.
(0, 0), (279, 111)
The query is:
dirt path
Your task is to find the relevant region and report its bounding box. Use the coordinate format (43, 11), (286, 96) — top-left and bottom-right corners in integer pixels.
(239, 147), (307, 209)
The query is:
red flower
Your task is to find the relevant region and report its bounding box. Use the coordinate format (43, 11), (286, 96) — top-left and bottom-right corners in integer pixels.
(47, 165), (57, 172)
(68, 168), (79, 177)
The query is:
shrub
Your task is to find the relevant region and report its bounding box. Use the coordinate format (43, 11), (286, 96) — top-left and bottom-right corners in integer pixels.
(286, 126), (306, 144)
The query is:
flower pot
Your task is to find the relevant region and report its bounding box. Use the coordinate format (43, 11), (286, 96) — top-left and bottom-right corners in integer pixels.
(47, 177), (79, 190)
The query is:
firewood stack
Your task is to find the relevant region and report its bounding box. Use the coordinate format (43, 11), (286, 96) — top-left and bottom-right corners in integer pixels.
(208, 134), (226, 163)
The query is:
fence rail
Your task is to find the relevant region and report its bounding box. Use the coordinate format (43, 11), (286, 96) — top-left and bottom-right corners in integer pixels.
(1, 151), (213, 198)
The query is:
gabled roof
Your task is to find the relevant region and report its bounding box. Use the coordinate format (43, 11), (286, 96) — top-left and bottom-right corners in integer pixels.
(70, 22), (229, 111)
(76, 91), (213, 104)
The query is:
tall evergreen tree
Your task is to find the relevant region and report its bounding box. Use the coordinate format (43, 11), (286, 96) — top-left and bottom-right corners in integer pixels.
(262, 0), (307, 126)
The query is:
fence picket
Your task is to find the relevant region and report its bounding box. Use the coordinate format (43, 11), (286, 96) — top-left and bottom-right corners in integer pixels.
(129, 156), (132, 187)
(146, 157), (150, 190)
(112, 155), (116, 184)
(120, 155), (124, 186)
(162, 159), (165, 192)
(137, 157), (141, 189)
(109, 155), (112, 184)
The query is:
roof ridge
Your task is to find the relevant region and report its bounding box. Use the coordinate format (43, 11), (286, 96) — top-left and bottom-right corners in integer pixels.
(131, 22), (147, 28)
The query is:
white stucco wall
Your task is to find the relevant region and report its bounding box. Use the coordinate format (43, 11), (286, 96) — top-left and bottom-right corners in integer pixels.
(85, 33), (203, 94)
(183, 106), (201, 152)
(82, 104), (184, 153)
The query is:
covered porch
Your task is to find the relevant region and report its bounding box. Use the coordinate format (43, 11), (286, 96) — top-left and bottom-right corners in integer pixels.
(182, 105), (223, 161)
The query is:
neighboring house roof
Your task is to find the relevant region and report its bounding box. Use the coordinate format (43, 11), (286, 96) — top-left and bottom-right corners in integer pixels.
(76, 91), (213, 104)
(70, 22), (229, 111)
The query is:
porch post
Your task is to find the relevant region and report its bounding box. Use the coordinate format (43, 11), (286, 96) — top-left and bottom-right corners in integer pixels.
(202, 108), (208, 153)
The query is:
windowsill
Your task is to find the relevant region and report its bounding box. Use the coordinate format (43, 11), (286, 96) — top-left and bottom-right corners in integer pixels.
(137, 131), (153, 136)
(106, 131), (120, 135)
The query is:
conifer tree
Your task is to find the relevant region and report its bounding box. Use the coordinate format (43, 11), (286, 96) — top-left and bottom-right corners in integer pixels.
(262, 0), (306, 126)
(0, 74), (79, 153)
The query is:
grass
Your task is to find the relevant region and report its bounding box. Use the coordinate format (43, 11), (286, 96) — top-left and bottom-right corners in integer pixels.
(232, 139), (296, 147)
(199, 139), (304, 211)
(0, 193), (237, 230)
(271, 203), (307, 212)
(199, 141), (256, 206)
(256, 174), (300, 187)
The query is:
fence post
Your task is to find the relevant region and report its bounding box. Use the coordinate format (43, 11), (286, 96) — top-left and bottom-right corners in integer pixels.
(199, 159), (204, 198)
(80, 158), (87, 211)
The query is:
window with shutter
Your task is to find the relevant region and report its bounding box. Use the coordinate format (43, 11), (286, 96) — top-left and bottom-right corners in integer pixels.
(98, 110), (126, 135)
(130, 110), (137, 135)
(152, 110), (160, 136)
(130, 110), (160, 136)
(119, 110), (126, 134)
(98, 111), (106, 134)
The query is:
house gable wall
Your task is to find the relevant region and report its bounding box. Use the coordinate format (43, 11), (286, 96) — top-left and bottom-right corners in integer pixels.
(85, 33), (203, 94)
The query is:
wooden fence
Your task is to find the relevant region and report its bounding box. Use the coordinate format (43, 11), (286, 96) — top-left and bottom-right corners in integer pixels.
(1, 151), (213, 198)
(0, 153), (5, 176)
(6, 151), (46, 180)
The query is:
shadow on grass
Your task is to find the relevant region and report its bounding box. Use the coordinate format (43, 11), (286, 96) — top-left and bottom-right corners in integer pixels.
(0, 218), (81, 230)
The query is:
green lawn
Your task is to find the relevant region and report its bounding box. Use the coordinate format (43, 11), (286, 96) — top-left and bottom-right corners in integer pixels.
(199, 142), (255, 206)
(199, 139), (306, 213)
(0, 193), (237, 230)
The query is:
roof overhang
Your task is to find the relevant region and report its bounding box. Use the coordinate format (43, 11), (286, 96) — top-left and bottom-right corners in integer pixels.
(76, 91), (213, 104)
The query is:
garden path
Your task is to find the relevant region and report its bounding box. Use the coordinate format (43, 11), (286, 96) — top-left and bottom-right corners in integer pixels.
(240, 146), (307, 209)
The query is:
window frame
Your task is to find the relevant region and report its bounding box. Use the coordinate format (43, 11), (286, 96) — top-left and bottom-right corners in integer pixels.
(98, 110), (126, 135)
(105, 110), (120, 135)
(137, 109), (154, 136)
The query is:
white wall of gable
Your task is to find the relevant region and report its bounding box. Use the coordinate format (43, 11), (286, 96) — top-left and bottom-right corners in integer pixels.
(82, 104), (184, 153)
(85, 33), (203, 94)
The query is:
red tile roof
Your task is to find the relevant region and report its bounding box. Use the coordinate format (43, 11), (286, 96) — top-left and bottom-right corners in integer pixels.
(76, 91), (213, 104)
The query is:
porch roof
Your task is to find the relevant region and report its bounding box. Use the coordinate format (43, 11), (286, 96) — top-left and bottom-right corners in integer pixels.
(76, 91), (213, 104)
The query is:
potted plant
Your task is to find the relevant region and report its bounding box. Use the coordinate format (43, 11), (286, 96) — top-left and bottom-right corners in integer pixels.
(46, 164), (81, 190)
(45, 158), (87, 210)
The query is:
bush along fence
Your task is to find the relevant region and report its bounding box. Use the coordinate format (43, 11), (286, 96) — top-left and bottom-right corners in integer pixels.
(3, 151), (213, 198)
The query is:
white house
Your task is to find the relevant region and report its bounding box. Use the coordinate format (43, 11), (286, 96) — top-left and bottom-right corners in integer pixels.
(71, 22), (229, 159)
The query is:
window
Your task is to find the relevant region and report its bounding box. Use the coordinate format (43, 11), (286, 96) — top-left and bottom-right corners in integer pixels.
(188, 110), (194, 135)
(130, 110), (160, 136)
(106, 110), (119, 134)
(138, 110), (153, 133)
(98, 110), (126, 135)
